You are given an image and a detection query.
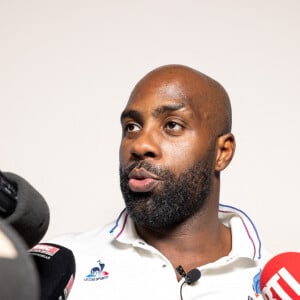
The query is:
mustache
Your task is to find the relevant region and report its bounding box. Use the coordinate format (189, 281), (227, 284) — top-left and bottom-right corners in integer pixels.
(120, 161), (165, 178)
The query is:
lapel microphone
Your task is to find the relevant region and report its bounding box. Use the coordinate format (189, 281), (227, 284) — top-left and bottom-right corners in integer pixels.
(176, 265), (201, 300)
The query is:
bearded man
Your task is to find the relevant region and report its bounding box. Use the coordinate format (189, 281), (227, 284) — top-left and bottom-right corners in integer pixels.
(51, 64), (268, 300)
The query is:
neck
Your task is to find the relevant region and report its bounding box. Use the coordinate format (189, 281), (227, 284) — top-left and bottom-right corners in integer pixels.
(135, 198), (231, 279)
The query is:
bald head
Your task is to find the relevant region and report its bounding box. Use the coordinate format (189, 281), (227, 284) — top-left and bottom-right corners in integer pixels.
(128, 64), (232, 139)
(120, 64), (235, 230)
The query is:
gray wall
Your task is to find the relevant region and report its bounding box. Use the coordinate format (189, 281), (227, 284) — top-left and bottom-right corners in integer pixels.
(1, 0), (299, 254)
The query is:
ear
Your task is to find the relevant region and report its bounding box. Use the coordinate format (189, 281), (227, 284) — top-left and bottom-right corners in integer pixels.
(215, 133), (235, 172)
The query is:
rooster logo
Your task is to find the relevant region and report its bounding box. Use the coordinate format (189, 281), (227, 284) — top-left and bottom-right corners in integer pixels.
(84, 260), (109, 281)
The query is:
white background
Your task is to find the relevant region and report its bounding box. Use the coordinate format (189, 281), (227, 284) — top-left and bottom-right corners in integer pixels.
(0, 0), (299, 255)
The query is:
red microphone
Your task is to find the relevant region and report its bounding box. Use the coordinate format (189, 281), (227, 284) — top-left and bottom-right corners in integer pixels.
(260, 252), (300, 299)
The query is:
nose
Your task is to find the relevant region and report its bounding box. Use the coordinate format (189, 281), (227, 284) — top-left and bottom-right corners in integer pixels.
(130, 130), (161, 160)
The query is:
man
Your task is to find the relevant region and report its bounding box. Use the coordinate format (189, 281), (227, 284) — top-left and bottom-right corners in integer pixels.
(52, 65), (268, 299)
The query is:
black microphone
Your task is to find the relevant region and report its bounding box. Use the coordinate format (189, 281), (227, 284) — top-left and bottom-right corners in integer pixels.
(176, 265), (201, 284)
(176, 265), (201, 300)
(0, 220), (40, 300)
(0, 171), (50, 248)
(28, 243), (76, 300)
(186, 268), (201, 284)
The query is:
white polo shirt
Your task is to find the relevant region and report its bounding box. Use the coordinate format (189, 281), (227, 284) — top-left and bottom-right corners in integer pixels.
(50, 204), (269, 300)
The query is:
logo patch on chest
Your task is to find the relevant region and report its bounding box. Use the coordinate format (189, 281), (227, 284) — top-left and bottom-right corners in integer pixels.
(84, 259), (109, 281)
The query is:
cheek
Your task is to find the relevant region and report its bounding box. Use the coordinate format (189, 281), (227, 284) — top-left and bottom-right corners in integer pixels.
(162, 132), (217, 172)
(161, 141), (204, 173)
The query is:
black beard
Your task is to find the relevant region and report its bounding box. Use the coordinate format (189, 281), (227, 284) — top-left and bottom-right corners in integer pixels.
(119, 159), (213, 229)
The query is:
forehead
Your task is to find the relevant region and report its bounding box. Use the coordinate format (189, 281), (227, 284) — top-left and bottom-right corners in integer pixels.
(122, 79), (207, 119)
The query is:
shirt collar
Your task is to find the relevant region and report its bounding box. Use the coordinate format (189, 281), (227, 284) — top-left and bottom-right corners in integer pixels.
(109, 204), (262, 261)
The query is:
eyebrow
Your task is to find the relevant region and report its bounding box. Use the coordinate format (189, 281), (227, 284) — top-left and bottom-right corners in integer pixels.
(152, 103), (185, 117)
(120, 103), (186, 123)
(120, 110), (143, 123)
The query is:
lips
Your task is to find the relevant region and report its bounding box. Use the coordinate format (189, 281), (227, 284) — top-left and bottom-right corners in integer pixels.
(128, 168), (161, 192)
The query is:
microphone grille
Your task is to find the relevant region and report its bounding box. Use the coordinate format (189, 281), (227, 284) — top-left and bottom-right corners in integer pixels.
(186, 268), (201, 285)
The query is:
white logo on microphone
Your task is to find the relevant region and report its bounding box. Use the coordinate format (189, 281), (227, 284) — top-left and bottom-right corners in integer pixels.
(262, 267), (300, 300)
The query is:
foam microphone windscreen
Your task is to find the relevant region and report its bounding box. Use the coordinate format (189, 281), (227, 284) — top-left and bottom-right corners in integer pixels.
(260, 252), (300, 299)
(3, 172), (50, 248)
(29, 243), (76, 300)
(186, 268), (201, 284)
(0, 220), (40, 300)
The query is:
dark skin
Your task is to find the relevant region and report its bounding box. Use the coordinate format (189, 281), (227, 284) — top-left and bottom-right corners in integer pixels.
(119, 65), (236, 280)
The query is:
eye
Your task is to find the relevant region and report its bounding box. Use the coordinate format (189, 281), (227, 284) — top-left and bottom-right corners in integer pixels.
(165, 121), (184, 133)
(124, 122), (141, 134)
(127, 123), (140, 132)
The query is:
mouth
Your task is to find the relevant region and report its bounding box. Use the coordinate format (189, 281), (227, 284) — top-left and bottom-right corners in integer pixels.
(128, 168), (161, 192)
